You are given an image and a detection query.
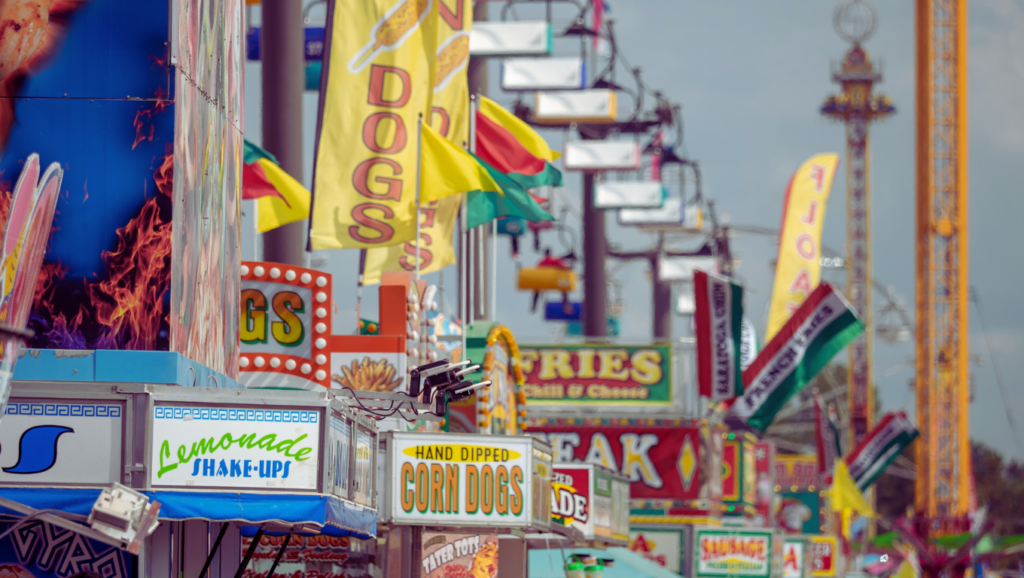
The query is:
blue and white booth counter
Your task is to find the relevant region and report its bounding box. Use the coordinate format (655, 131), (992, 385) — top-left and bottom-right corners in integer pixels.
(0, 350), (378, 578)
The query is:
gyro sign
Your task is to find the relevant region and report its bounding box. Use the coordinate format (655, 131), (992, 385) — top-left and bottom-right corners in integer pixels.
(383, 432), (549, 528)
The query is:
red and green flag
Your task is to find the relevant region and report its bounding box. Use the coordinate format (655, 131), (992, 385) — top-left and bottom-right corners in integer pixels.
(845, 411), (919, 491)
(243, 139), (311, 233)
(727, 282), (864, 433)
(695, 270), (745, 401)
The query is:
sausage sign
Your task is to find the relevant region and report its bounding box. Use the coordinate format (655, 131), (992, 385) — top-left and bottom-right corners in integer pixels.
(383, 432), (551, 528)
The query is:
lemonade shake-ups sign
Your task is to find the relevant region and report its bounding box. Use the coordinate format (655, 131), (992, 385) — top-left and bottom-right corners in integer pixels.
(150, 405), (321, 490)
(384, 432), (549, 527)
(694, 529), (773, 578)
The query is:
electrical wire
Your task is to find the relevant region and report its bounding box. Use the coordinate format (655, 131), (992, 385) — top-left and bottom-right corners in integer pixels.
(970, 287), (1024, 458)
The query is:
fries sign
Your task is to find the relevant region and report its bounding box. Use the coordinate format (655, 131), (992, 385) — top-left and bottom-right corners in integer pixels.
(382, 432), (552, 529)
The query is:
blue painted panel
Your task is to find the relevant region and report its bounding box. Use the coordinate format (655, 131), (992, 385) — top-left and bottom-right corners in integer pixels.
(14, 349), (243, 388)
(13, 349), (96, 381)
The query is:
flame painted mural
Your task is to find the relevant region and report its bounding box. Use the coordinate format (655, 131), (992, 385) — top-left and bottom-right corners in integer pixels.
(0, 0), (175, 352)
(0, 0), (243, 378)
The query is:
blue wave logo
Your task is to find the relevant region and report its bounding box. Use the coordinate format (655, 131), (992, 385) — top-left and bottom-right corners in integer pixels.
(3, 425), (74, 474)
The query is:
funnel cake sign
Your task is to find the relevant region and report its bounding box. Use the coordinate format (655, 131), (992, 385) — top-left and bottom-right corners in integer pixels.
(239, 261), (333, 389)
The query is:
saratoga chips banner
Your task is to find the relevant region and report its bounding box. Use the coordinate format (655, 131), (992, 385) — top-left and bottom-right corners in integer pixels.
(766, 154), (839, 341)
(311, 0), (439, 249)
(519, 344), (672, 406)
(695, 271), (744, 401)
(363, 0), (469, 282)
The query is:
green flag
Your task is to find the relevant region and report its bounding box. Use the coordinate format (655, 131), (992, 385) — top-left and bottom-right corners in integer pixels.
(465, 154), (554, 229)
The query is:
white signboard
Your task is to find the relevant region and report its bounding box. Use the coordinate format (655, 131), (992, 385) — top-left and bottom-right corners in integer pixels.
(150, 405), (321, 490)
(564, 141), (641, 171)
(595, 181), (664, 209)
(389, 433), (535, 527)
(629, 530), (683, 573)
(694, 529), (773, 578)
(535, 90), (617, 124)
(783, 540), (804, 578)
(0, 402), (122, 484)
(501, 57), (585, 91)
(470, 21), (550, 56)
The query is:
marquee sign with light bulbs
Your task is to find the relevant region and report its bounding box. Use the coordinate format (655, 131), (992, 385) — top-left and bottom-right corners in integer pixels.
(239, 261), (334, 390)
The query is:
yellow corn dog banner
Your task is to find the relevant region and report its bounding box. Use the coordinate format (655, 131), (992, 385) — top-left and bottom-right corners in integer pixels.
(310, 0), (439, 250)
(363, 0), (470, 283)
(765, 153), (839, 341)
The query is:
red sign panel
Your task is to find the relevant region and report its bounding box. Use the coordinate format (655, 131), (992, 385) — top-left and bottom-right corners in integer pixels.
(775, 455), (819, 492)
(530, 424), (720, 503)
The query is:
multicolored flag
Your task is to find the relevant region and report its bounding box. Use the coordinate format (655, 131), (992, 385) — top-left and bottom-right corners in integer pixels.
(242, 140), (311, 233)
(695, 270), (744, 401)
(765, 154), (839, 341)
(814, 391), (842, 479)
(728, 282), (864, 433)
(477, 95), (561, 163)
(465, 154), (554, 229)
(475, 99), (563, 190)
(845, 411), (919, 491)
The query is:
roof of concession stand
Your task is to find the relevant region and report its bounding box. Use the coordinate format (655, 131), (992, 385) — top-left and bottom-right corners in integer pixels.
(528, 546), (682, 578)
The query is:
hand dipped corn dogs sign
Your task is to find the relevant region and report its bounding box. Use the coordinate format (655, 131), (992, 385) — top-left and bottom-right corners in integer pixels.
(382, 432), (552, 528)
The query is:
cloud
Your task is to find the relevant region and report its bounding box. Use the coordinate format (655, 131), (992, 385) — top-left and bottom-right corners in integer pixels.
(971, 0), (1024, 153)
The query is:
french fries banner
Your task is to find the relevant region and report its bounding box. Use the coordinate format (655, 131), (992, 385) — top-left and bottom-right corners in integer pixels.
(310, 0), (439, 249)
(764, 153), (839, 341)
(363, 0), (470, 283)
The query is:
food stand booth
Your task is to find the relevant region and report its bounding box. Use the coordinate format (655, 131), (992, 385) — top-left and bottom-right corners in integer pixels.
(0, 357), (378, 578)
(377, 431), (552, 578)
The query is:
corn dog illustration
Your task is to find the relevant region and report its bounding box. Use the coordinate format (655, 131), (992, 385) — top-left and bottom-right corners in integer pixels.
(348, 0), (432, 74)
(433, 31), (469, 93)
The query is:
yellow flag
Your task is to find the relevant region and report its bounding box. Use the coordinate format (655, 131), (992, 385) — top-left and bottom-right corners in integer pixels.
(310, 0), (438, 250)
(364, 0), (470, 284)
(830, 461), (874, 518)
(765, 153), (839, 340)
(255, 159), (312, 233)
(479, 95), (561, 161)
(419, 122), (501, 203)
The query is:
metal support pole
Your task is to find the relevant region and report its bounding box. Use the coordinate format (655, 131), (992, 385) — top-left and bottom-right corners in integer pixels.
(265, 533), (292, 578)
(234, 528), (265, 578)
(582, 171), (607, 337)
(652, 261), (672, 340)
(261, 0), (305, 266)
(197, 523), (229, 578)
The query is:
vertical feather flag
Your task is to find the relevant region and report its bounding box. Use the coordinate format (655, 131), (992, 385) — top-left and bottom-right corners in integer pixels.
(766, 154), (839, 341)
(363, 0), (472, 285)
(695, 270), (744, 401)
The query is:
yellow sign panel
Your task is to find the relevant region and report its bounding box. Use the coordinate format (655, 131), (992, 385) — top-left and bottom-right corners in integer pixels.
(765, 153), (839, 341)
